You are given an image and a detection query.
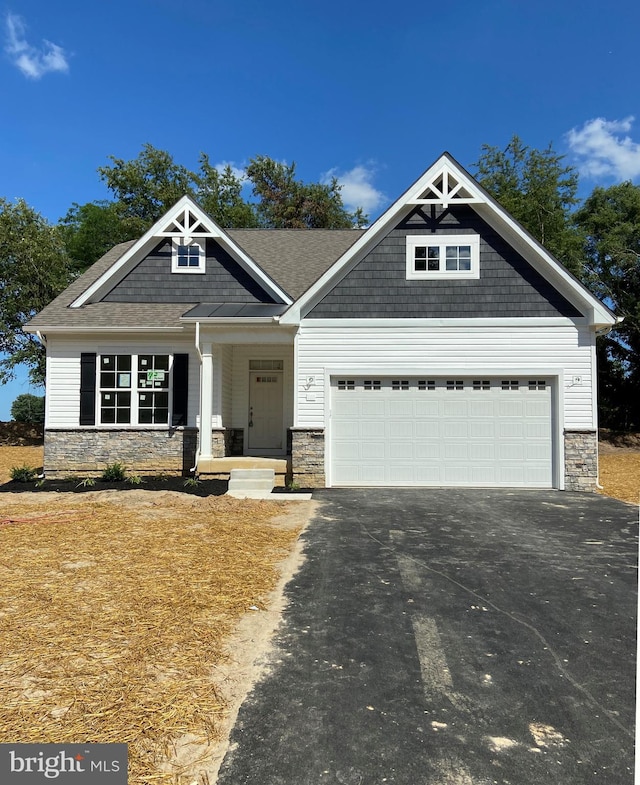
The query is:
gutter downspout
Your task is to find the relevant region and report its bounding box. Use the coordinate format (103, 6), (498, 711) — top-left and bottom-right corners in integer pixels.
(190, 321), (202, 473)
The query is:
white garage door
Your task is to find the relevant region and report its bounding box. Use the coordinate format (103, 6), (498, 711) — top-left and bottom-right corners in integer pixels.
(330, 377), (553, 487)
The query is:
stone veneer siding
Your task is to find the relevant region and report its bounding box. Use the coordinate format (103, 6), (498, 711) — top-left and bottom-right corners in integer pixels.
(290, 428), (325, 488)
(225, 428), (245, 456)
(42, 427), (225, 476)
(564, 430), (598, 492)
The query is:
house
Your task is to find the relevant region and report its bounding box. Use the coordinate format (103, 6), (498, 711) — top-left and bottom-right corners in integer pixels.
(25, 153), (617, 491)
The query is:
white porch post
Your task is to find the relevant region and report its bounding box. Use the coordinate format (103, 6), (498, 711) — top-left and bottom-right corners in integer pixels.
(199, 341), (214, 459)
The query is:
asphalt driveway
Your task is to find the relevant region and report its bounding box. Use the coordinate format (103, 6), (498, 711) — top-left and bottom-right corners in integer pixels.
(216, 489), (637, 785)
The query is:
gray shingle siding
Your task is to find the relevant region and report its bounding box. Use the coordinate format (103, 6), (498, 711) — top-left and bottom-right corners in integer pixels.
(102, 239), (277, 304)
(307, 206), (583, 318)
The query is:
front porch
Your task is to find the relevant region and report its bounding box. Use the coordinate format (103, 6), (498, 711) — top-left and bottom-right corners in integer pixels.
(197, 455), (290, 486)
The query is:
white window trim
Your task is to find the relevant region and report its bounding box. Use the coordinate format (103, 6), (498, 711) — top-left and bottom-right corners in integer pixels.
(406, 234), (480, 280)
(97, 353), (173, 427)
(171, 237), (206, 274)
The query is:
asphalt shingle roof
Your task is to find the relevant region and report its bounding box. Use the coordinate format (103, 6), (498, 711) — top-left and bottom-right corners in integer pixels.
(26, 230), (365, 331)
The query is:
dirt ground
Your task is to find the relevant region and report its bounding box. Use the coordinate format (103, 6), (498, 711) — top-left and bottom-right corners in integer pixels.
(0, 477), (314, 784)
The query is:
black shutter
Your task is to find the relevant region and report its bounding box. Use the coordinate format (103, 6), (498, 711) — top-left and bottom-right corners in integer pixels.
(80, 353), (97, 425)
(172, 353), (189, 426)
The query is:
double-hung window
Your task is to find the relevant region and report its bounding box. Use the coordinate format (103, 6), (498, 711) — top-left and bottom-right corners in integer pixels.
(99, 354), (171, 425)
(100, 355), (132, 424)
(406, 234), (479, 280)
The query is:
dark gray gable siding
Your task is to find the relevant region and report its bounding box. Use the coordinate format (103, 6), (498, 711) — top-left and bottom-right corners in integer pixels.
(101, 239), (277, 303)
(307, 206), (583, 318)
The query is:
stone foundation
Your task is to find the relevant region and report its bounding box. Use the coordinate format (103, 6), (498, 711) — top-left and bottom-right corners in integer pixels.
(43, 428), (198, 477)
(564, 430), (598, 492)
(210, 429), (226, 458)
(225, 428), (245, 456)
(290, 428), (325, 487)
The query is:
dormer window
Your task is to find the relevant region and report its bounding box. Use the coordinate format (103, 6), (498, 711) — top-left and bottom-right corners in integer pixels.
(172, 238), (206, 274)
(406, 235), (479, 280)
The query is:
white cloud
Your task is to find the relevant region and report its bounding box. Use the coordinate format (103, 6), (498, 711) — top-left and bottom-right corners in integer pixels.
(4, 12), (69, 79)
(566, 116), (640, 181)
(214, 160), (248, 182)
(323, 164), (386, 215)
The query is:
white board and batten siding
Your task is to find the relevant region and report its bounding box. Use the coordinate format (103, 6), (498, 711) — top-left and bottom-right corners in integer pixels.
(295, 321), (596, 488)
(44, 337), (201, 428)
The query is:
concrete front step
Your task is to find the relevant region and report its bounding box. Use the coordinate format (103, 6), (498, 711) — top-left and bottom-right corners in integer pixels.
(228, 468), (275, 492)
(197, 456), (289, 487)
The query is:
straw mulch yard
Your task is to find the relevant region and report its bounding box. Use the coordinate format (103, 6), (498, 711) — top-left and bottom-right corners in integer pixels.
(0, 488), (303, 784)
(598, 452), (640, 505)
(0, 444), (43, 481)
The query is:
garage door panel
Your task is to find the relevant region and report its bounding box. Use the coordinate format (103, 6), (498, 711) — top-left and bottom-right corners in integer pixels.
(414, 400), (441, 416)
(525, 400), (550, 417)
(415, 441), (442, 459)
(390, 421), (415, 439)
(497, 400), (524, 417)
(332, 441), (361, 460)
(360, 399), (386, 417)
(443, 442), (469, 460)
(442, 400), (469, 417)
(415, 421), (439, 438)
(468, 443), (495, 460)
(389, 441), (413, 459)
(469, 421), (496, 438)
(497, 442), (526, 460)
(331, 377), (553, 488)
(442, 421), (468, 439)
(499, 421), (524, 438)
(468, 400), (495, 417)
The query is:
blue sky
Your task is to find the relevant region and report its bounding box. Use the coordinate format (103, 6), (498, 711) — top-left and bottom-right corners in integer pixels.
(1, 0), (639, 418)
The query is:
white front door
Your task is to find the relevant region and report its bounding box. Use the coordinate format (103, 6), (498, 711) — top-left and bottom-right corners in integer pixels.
(248, 372), (284, 452)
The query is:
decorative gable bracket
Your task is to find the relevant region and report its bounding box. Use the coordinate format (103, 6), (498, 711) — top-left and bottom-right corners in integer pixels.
(407, 164), (482, 209)
(157, 205), (220, 241)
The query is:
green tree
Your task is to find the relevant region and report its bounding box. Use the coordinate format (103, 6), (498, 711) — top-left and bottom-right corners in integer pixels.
(474, 136), (584, 276)
(0, 199), (73, 385)
(59, 200), (140, 272)
(196, 156), (259, 228)
(246, 156), (365, 228)
(574, 181), (640, 429)
(10, 393), (45, 423)
(97, 143), (196, 231)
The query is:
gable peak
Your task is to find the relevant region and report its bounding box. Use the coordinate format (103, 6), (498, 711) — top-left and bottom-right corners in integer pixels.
(156, 197), (222, 240)
(407, 161), (482, 208)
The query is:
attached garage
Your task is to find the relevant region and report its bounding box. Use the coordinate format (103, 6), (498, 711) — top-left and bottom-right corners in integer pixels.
(329, 376), (554, 488)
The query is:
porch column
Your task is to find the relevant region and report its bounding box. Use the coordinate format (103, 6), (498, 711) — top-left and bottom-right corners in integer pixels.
(200, 341), (214, 459)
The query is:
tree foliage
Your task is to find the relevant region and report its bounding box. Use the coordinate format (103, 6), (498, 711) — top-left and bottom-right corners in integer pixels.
(97, 144), (194, 231)
(474, 136), (584, 276)
(59, 200), (140, 270)
(0, 199), (73, 385)
(11, 393), (45, 423)
(195, 156), (259, 228)
(246, 156), (365, 228)
(58, 146), (364, 274)
(574, 182), (640, 428)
